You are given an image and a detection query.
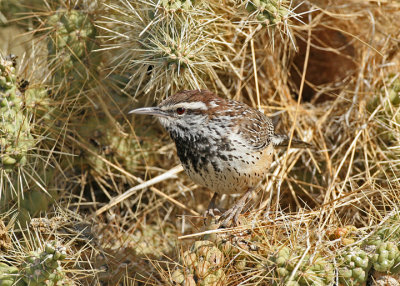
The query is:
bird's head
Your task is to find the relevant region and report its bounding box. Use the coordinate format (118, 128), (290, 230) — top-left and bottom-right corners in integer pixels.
(129, 90), (225, 139)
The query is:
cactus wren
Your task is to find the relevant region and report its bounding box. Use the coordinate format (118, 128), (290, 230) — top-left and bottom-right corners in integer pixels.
(130, 90), (311, 226)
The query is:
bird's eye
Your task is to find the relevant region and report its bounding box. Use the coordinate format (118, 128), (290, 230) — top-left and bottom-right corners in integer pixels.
(176, 107), (186, 115)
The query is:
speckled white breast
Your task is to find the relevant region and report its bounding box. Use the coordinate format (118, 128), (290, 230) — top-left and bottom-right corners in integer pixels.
(181, 144), (274, 194)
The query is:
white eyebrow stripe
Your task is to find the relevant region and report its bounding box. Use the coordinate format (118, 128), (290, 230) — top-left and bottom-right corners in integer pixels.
(162, 101), (208, 111)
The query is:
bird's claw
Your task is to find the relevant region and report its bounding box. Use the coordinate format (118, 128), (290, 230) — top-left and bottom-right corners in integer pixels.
(218, 203), (245, 228)
(218, 188), (253, 227)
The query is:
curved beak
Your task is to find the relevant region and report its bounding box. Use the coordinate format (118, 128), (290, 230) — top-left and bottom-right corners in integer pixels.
(128, 107), (169, 118)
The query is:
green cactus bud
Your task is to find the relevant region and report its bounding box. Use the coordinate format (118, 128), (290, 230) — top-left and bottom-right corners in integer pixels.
(338, 246), (371, 285)
(0, 55), (37, 173)
(0, 262), (19, 286)
(276, 266), (289, 277)
(372, 242), (400, 272)
(45, 7), (99, 100)
(1, 156), (16, 166)
(21, 241), (68, 285)
(268, 246), (334, 286)
(276, 247), (291, 266)
(45, 243), (56, 255)
(44, 257), (58, 269)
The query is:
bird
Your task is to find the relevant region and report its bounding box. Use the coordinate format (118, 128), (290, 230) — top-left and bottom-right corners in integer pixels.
(129, 90), (312, 226)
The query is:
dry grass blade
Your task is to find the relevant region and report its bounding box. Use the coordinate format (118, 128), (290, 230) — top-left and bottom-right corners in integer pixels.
(93, 165), (200, 217)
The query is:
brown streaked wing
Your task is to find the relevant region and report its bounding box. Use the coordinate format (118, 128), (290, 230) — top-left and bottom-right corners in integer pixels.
(230, 101), (275, 150)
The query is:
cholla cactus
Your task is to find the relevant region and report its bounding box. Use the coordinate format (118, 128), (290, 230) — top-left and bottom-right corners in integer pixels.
(362, 212), (400, 274)
(24, 88), (54, 121)
(150, 0), (195, 14)
(99, 0), (229, 99)
(21, 242), (69, 285)
(170, 217), (400, 285)
(367, 75), (400, 143)
(0, 54), (57, 223)
(268, 246), (334, 286)
(244, 0), (290, 26)
(370, 242), (400, 273)
(337, 246), (371, 285)
(0, 262), (19, 286)
(172, 240), (226, 285)
(45, 4), (99, 104)
(0, 55), (35, 170)
(0, 241), (72, 286)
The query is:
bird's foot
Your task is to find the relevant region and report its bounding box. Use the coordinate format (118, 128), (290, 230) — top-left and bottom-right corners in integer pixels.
(218, 201), (246, 228)
(217, 188), (254, 228)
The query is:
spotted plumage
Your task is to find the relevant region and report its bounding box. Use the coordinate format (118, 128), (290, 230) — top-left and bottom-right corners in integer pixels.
(130, 90), (312, 225)
(150, 90), (278, 194)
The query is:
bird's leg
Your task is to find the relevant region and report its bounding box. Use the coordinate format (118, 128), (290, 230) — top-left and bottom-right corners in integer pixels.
(219, 188), (254, 227)
(204, 192), (220, 218)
